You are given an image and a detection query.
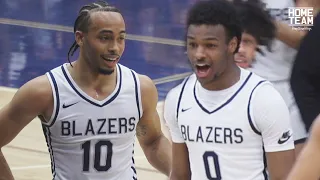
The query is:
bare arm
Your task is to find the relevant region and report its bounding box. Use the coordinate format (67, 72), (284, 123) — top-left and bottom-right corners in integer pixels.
(274, 21), (307, 49)
(0, 150), (14, 180)
(275, 0), (319, 49)
(286, 115), (320, 180)
(169, 143), (191, 180)
(136, 74), (172, 176)
(266, 150), (295, 180)
(0, 75), (52, 179)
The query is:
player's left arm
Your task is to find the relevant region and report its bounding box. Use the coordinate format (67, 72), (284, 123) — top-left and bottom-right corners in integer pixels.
(136, 74), (172, 176)
(251, 83), (295, 180)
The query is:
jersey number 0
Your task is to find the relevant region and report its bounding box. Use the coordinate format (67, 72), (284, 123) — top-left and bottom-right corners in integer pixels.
(81, 140), (113, 172)
(203, 151), (222, 180)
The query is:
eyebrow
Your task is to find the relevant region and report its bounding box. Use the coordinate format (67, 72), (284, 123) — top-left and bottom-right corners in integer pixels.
(99, 30), (126, 34)
(187, 36), (219, 41)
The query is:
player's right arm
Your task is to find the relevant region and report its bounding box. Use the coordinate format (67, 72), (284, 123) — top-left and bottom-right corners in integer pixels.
(163, 88), (191, 180)
(170, 143), (191, 180)
(0, 75), (52, 179)
(251, 82), (295, 180)
(286, 114), (320, 180)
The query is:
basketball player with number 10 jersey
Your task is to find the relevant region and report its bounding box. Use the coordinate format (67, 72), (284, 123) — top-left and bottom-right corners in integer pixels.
(0, 1), (172, 180)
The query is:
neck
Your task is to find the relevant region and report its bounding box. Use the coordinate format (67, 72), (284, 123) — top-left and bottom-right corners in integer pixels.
(68, 59), (117, 90)
(201, 60), (240, 91)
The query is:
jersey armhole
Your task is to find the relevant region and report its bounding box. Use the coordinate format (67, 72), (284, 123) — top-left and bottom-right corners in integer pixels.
(42, 72), (60, 127)
(247, 80), (266, 136)
(176, 76), (190, 120)
(131, 70), (143, 119)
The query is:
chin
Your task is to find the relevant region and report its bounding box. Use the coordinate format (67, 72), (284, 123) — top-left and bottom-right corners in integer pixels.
(196, 76), (213, 85)
(98, 68), (114, 75)
(236, 62), (250, 69)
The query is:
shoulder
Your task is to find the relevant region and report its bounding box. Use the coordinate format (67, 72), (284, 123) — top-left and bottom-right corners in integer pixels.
(19, 75), (52, 99)
(250, 81), (289, 123)
(166, 77), (188, 102)
(8, 75), (53, 115)
(165, 85), (182, 105)
(121, 63), (157, 96)
(120, 63), (158, 101)
(166, 75), (194, 103)
(137, 74), (157, 97)
(244, 69), (274, 96)
(164, 74), (195, 113)
(251, 81), (284, 105)
(134, 74), (159, 113)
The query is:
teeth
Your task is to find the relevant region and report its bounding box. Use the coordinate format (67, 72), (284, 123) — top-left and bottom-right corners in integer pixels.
(196, 64), (208, 67)
(105, 58), (117, 61)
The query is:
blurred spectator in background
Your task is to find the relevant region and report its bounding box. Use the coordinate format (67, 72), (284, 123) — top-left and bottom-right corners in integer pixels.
(247, 0), (319, 156)
(234, 0), (275, 69)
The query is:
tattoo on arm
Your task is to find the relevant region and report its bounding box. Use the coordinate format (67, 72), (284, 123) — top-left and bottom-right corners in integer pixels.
(136, 125), (147, 137)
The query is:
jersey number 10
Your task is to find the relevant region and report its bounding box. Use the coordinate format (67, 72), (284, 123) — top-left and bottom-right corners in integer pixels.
(81, 140), (113, 172)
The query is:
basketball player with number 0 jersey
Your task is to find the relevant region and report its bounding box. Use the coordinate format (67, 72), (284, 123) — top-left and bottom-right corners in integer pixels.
(0, 1), (172, 180)
(165, 1), (295, 179)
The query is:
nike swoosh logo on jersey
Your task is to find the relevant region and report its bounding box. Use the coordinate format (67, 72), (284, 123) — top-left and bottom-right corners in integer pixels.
(278, 130), (292, 144)
(182, 107), (191, 112)
(62, 102), (79, 108)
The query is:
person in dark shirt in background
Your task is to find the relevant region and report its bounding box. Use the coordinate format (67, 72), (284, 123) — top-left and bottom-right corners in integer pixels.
(287, 3), (320, 180)
(290, 10), (320, 133)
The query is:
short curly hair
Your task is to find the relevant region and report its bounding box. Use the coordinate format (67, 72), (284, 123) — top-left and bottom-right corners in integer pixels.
(186, 0), (242, 53)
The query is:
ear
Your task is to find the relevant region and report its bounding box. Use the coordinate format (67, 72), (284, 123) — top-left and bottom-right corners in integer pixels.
(228, 37), (238, 54)
(75, 31), (85, 47)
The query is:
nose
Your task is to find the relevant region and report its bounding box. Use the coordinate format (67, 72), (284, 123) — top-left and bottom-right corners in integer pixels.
(195, 46), (206, 60)
(238, 43), (245, 53)
(108, 40), (120, 54)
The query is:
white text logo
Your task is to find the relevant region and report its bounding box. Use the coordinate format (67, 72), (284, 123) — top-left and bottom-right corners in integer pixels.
(288, 7), (313, 31)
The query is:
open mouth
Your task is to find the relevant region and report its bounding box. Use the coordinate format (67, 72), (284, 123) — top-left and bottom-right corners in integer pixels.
(235, 59), (246, 63)
(195, 64), (211, 78)
(234, 54), (247, 63)
(101, 55), (120, 68)
(101, 56), (119, 62)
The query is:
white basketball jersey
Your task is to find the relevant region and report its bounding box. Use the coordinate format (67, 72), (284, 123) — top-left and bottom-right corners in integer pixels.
(176, 70), (269, 180)
(250, 0), (297, 82)
(41, 63), (142, 180)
